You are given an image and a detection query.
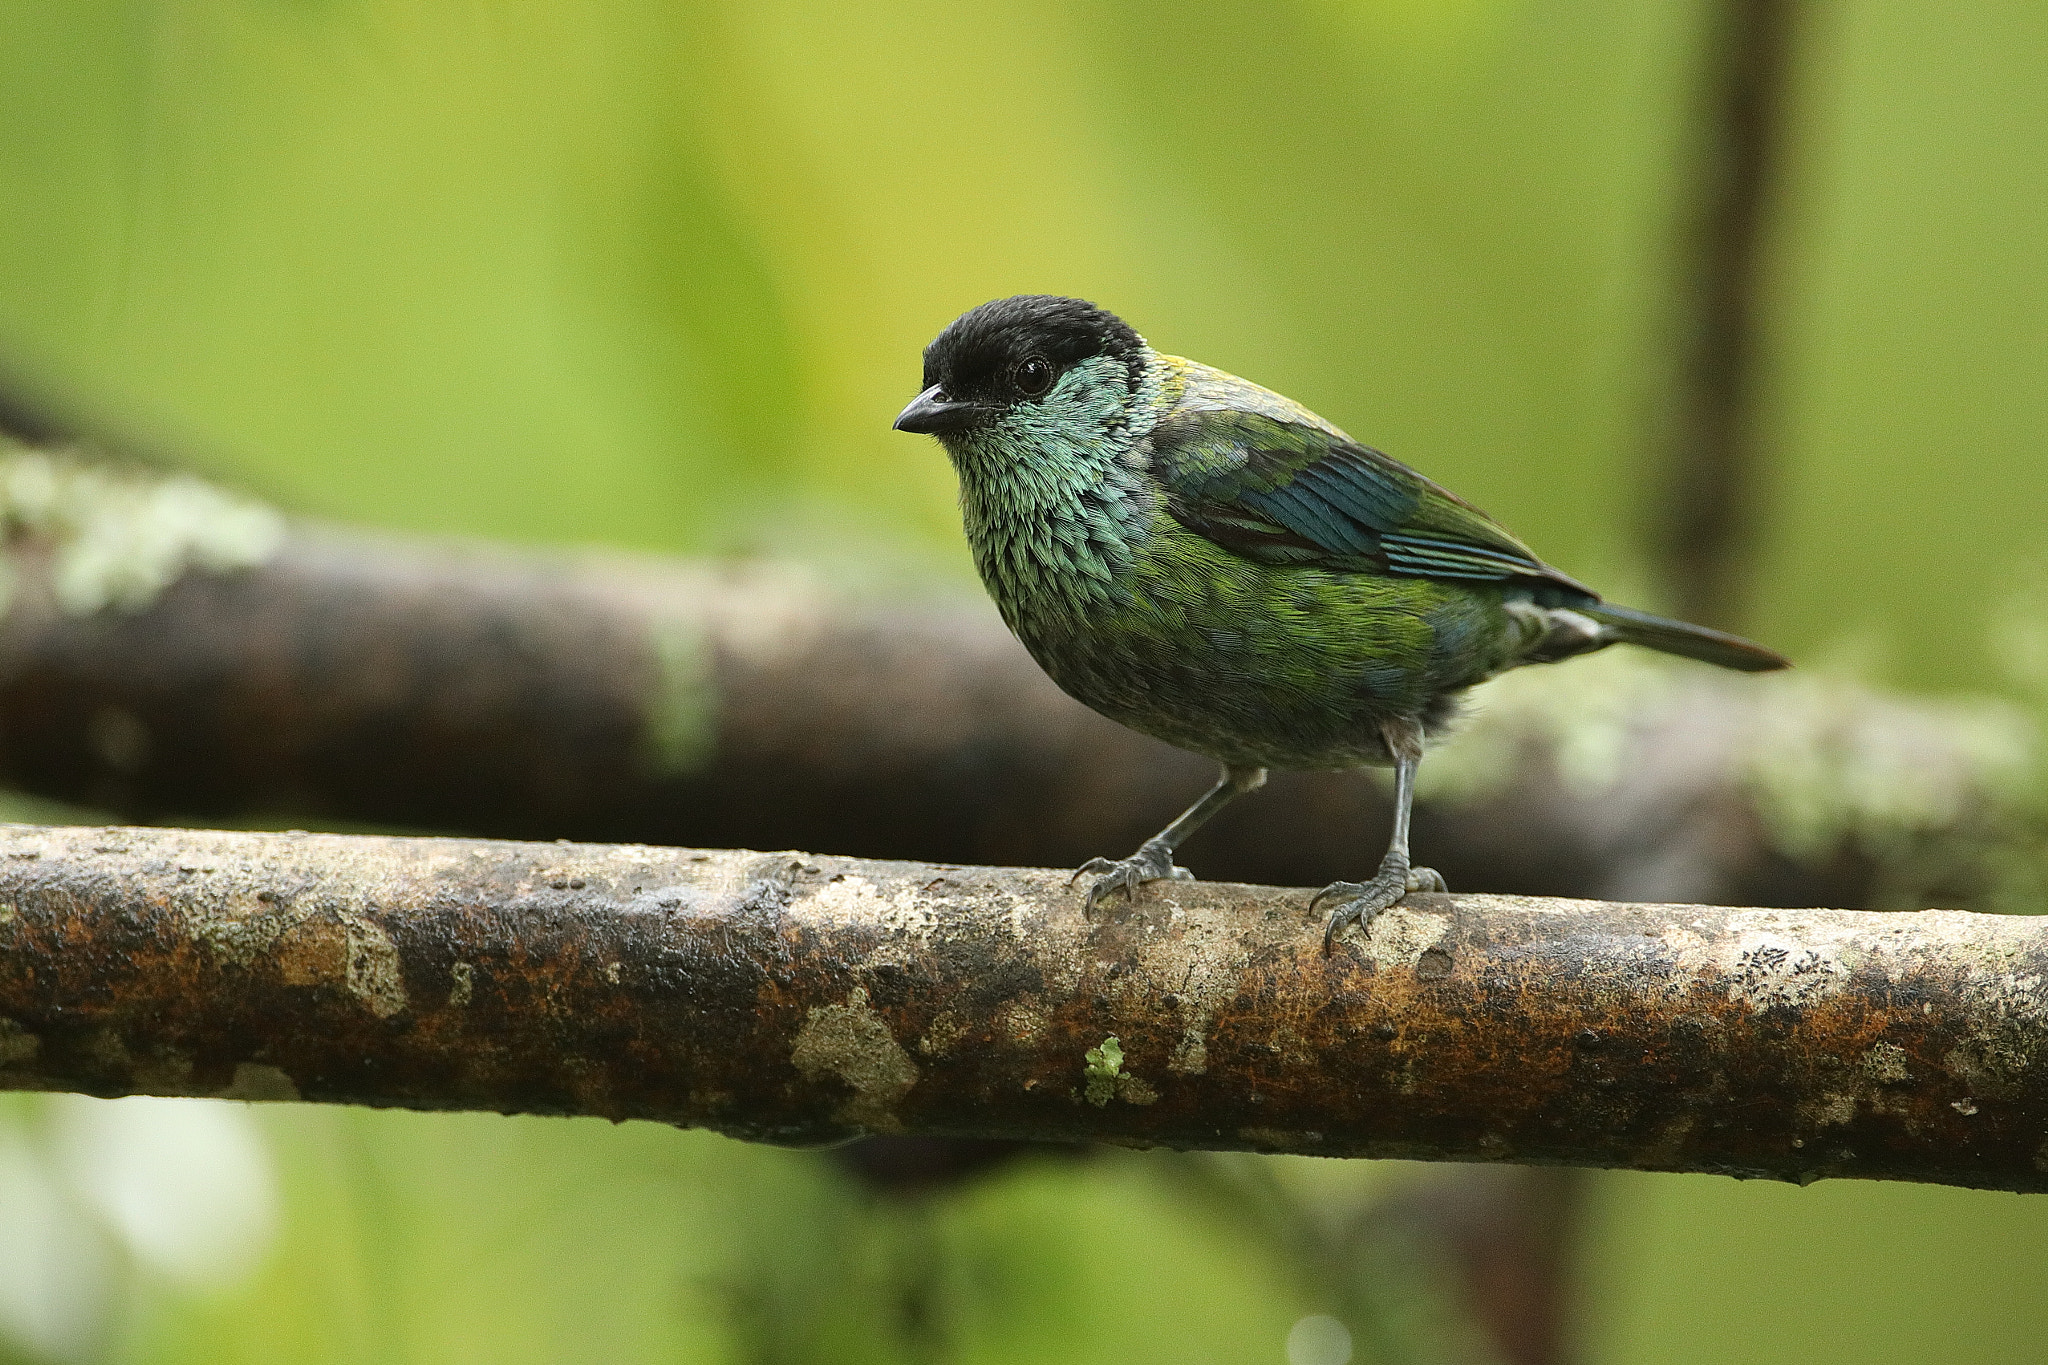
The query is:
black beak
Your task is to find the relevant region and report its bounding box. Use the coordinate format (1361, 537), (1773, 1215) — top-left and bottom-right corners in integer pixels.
(893, 385), (986, 435)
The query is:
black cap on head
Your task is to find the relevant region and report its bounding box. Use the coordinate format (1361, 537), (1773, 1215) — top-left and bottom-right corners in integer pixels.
(895, 297), (1144, 434)
(924, 295), (1142, 390)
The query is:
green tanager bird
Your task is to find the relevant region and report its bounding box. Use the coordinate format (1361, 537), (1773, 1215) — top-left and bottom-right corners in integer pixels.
(893, 296), (1788, 949)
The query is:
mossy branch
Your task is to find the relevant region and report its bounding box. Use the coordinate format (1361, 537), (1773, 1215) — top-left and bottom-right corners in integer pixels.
(4, 822), (2046, 1191)
(0, 448), (2039, 925)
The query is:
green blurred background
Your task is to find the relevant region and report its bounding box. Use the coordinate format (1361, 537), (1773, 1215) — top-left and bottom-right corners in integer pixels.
(2, 1), (2046, 1361)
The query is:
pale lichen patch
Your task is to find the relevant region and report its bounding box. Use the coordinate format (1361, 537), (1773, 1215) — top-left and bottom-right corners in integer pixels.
(917, 1011), (962, 1057)
(791, 985), (918, 1132)
(993, 885), (1089, 993)
(449, 961), (475, 1007)
(1962, 965), (2048, 1024)
(994, 998), (1048, 1044)
(1652, 923), (1718, 1002)
(1448, 892), (1611, 918)
(0, 447), (286, 617)
(1168, 1026), (1209, 1076)
(1862, 1041), (1910, 1084)
(339, 913), (408, 1018)
(1657, 921), (1709, 960)
(1130, 910), (1245, 1073)
(1349, 907), (1454, 975)
(1887, 913), (2048, 1021)
(802, 875), (957, 977)
(1115, 1074), (1159, 1105)
(1801, 1093), (1856, 1128)
(872, 898), (948, 943)
(1004, 898), (1038, 941)
(1943, 1037), (2033, 1099)
(803, 873), (896, 925)
(187, 892), (308, 968)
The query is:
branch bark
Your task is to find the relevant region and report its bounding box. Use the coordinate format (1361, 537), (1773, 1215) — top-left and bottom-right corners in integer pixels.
(3, 823), (2044, 1191)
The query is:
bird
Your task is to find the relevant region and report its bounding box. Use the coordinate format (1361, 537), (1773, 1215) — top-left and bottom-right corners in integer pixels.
(892, 295), (1788, 950)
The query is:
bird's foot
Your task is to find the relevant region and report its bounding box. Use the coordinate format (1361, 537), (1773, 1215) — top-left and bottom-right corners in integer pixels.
(1070, 840), (1193, 913)
(1312, 858), (1446, 953)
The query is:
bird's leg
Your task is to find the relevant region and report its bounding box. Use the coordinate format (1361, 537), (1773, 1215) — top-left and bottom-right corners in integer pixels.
(1314, 721), (1446, 952)
(1073, 764), (1266, 912)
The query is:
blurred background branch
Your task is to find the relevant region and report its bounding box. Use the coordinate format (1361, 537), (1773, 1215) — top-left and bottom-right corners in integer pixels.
(0, 444), (2034, 919)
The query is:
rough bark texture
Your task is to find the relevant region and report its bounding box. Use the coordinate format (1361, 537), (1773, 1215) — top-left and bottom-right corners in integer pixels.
(3, 822), (2044, 1191)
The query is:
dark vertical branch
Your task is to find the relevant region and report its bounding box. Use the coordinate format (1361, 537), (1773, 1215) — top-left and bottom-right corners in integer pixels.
(1654, 0), (1804, 629)
(1422, 1167), (1587, 1365)
(1523, 7), (1805, 1357)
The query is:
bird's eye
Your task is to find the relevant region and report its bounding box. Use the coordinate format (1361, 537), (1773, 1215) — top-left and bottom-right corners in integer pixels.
(1014, 356), (1054, 398)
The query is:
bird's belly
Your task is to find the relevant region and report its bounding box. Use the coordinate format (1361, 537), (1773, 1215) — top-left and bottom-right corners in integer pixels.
(1010, 545), (1511, 770)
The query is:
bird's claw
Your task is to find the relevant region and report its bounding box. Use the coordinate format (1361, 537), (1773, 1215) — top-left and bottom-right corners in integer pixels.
(1316, 860), (1445, 953)
(1072, 843), (1193, 913)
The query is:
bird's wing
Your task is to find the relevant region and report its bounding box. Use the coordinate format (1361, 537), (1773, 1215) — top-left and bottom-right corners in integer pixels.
(1149, 407), (1594, 595)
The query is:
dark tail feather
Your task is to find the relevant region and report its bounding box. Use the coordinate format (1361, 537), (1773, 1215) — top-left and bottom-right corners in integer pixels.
(1582, 602), (1790, 672)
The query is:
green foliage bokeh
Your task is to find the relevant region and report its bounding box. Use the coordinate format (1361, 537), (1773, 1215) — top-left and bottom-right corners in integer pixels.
(3, 2), (2048, 1362)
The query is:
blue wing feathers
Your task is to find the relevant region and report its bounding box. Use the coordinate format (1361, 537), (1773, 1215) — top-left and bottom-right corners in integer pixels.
(1245, 485), (1376, 556)
(1295, 451), (1416, 528)
(1381, 534), (1551, 580)
(1150, 404), (1589, 596)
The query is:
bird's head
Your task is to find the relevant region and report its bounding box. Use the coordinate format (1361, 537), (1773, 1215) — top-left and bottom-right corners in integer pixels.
(893, 296), (1148, 455)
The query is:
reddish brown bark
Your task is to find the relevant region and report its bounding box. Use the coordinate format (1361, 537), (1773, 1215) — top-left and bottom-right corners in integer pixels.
(2, 823), (2042, 1190)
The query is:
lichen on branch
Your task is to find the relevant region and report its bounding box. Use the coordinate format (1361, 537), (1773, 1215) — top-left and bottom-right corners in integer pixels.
(2, 823), (2046, 1192)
